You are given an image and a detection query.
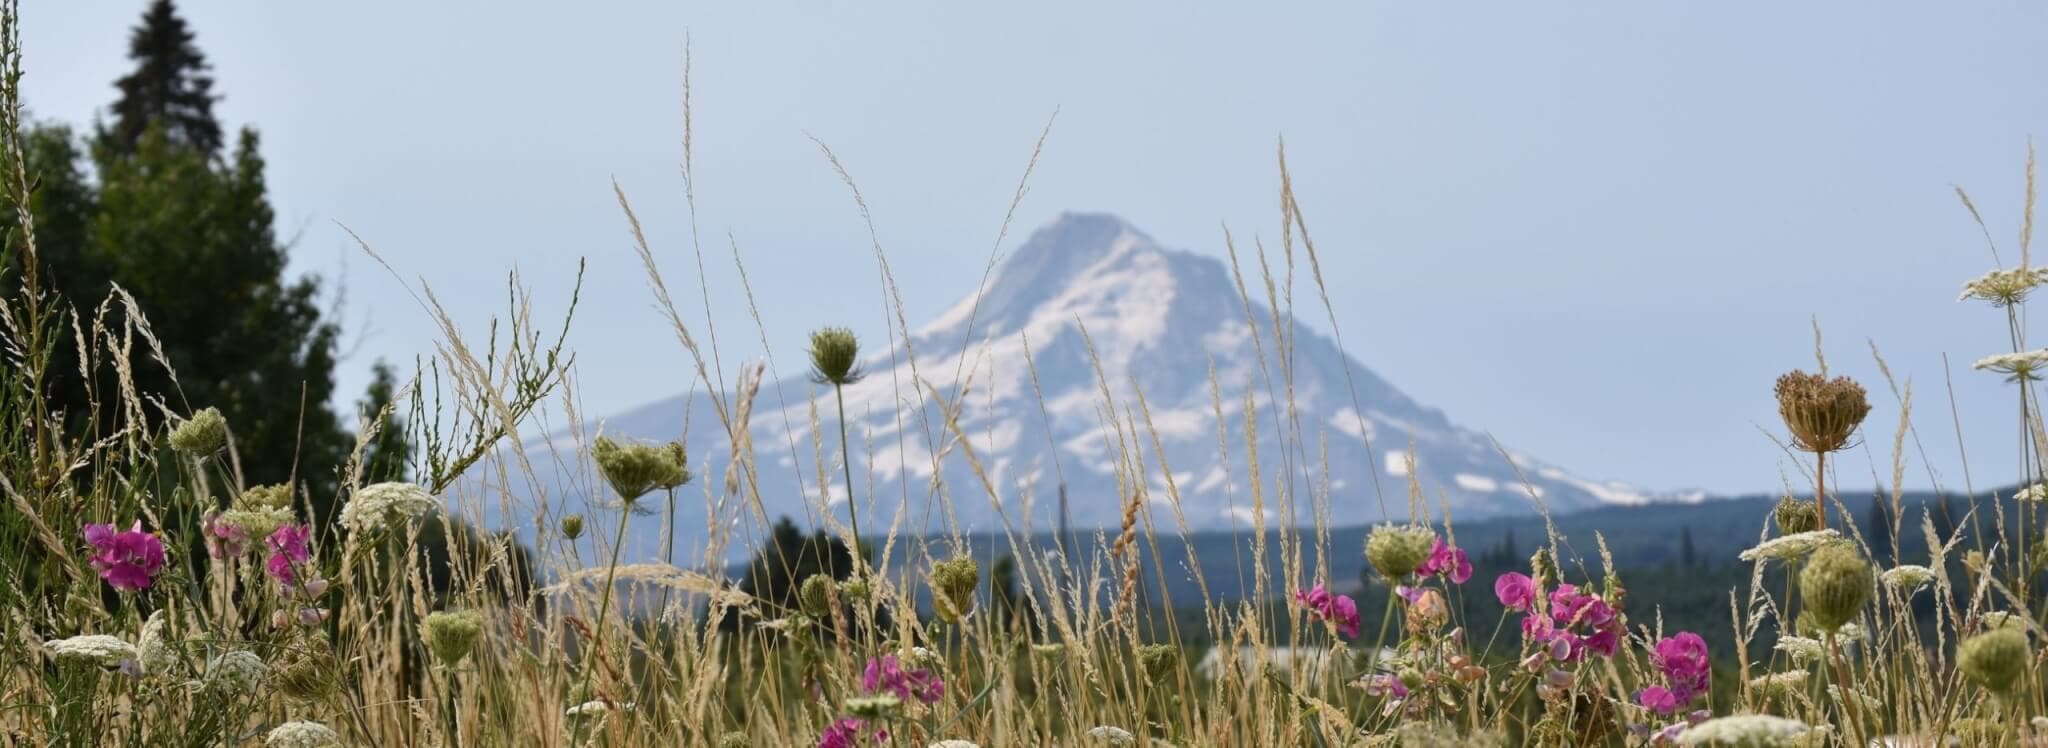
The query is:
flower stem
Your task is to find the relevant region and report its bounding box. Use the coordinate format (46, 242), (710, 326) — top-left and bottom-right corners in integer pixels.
(571, 503), (632, 744)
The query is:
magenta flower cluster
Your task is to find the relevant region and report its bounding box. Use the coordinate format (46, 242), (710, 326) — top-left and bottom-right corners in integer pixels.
(1293, 582), (1361, 639)
(1496, 575), (1621, 665)
(1416, 538), (1472, 584)
(818, 717), (886, 748)
(83, 521), (167, 591)
(201, 511), (249, 559)
(1638, 632), (1710, 715)
(861, 655), (944, 704)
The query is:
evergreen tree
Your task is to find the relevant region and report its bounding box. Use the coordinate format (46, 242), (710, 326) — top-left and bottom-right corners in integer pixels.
(730, 516), (864, 629)
(1868, 495), (1894, 563)
(107, 0), (222, 157)
(356, 359), (413, 485)
(1680, 526), (1697, 569)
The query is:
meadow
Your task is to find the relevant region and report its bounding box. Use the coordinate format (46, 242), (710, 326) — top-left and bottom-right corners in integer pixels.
(5, 7), (2048, 748)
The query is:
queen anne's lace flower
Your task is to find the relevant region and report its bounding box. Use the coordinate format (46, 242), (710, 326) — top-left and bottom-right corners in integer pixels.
(1974, 350), (2048, 383)
(46, 634), (139, 665)
(1085, 726), (1138, 746)
(1774, 637), (1824, 663)
(206, 650), (266, 692)
(928, 741), (982, 748)
(1881, 565), (1935, 592)
(1959, 266), (2048, 306)
(1678, 714), (1812, 745)
(338, 482), (437, 532)
(137, 610), (175, 675)
(264, 721), (340, 748)
(1738, 530), (1841, 562)
(1747, 670), (1810, 691)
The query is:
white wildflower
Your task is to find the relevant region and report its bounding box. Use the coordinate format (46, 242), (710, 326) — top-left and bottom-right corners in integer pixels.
(1086, 725), (1138, 745)
(1983, 610), (2027, 631)
(205, 650), (266, 692)
(338, 482), (437, 532)
(1678, 714), (1812, 746)
(46, 634), (139, 665)
(1774, 636), (1824, 663)
(2017, 483), (2048, 502)
(2034, 715), (2048, 732)
(137, 610), (175, 676)
(1959, 266), (2048, 306)
(265, 721), (341, 748)
(1881, 565), (1934, 592)
(1835, 622), (1866, 642)
(1738, 530), (1841, 562)
(221, 505), (294, 541)
(1974, 349), (2048, 383)
(928, 742), (982, 748)
(567, 700), (632, 717)
(1748, 670), (1809, 691)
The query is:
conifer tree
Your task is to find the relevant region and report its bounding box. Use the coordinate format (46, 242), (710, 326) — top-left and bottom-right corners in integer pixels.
(107, 0), (222, 157)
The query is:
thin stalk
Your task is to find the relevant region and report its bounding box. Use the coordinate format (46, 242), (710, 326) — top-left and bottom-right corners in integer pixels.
(571, 502), (633, 744)
(835, 383), (863, 571)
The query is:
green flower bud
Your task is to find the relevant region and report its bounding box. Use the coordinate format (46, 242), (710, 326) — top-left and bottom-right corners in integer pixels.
(1137, 644), (1179, 684)
(420, 609), (484, 667)
(592, 436), (689, 502)
(929, 557), (980, 623)
(1958, 628), (2029, 694)
(1774, 495), (1821, 535)
(799, 574), (837, 617)
(1366, 524), (1435, 581)
(559, 514), (585, 540)
(1798, 543), (1872, 632)
(808, 327), (864, 386)
(842, 578), (873, 603)
(169, 407), (227, 455)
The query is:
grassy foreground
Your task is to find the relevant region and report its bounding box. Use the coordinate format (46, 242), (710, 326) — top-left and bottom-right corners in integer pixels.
(6, 9), (2048, 748)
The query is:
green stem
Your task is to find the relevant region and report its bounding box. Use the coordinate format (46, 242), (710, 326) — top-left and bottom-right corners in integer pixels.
(1369, 582), (1400, 661)
(571, 503), (632, 745)
(835, 384), (862, 572)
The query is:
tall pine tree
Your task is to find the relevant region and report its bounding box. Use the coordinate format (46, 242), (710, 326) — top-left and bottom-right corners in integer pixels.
(107, 0), (222, 157)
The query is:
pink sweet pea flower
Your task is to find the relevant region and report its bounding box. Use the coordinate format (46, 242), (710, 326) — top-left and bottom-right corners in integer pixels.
(201, 511), (249, 559)
(1495, 572), (1536, 611)
(861, 655), (943, 704)
(1293, 581), (1361, 639)
(1417, 538), (1473, 584)
(265, 524), (313, 586)
(83, 521), (167, 591)
(818, 717), (887, 748)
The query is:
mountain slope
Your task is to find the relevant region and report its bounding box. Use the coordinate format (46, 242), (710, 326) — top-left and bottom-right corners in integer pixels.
(535, 212), (1695, 558)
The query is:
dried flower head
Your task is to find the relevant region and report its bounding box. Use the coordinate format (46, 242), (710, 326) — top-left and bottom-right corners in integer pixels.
(1958, 628), (2030, 694)
(1366, 524), (1436, 581)
(1974, 349), (2048, 383)
(1959, 266), (2048, 307)
(929, 557), (980, 623)
(1798, 543), (1872, 632)
(169, 407), (227, 455)
(592, 436), (689, 502)
(1772, 496), (1820, 535)
(808, 327), (864, 386)
(272, 641), (341, 702)
(420, 609), (484, 667)
(1773, 370), (1870, 453)
(1137, 643), (1179, 684)
(264, 721), (341, 748)
(339, 482), (436, 532)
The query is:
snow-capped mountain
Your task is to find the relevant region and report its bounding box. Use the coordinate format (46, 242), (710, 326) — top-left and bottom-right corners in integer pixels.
(544, 212), (1695, 555)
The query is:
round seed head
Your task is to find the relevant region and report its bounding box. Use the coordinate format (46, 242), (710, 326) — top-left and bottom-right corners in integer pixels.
(1366, 524), (1435, 581)
(799, 574), (837, 617)
(1958, 628), (2030, 694)
(169, 407), (228, 455)
(420, 609), (484, 667)
(929, 557), (980, 623)
(1773, 495), (1821, 535)
(1773, 370), (1871, 454)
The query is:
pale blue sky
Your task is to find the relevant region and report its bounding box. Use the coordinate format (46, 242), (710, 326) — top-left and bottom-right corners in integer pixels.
(22, 1), (2048, 498)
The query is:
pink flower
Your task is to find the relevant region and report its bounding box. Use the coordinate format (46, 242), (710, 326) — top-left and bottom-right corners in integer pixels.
(1417, 538), (1472, 584)
(1363, 673), (1408, 700)
(83, 521), (166, 591)
(819, 717), (888, 748)
(265, 524), (312, 586)
(201, 511), (249, 559)
(1647, 632), (1710, 709)
(1293, 582), (1361, 639)
(861, 655), (943, 704)
(1637, 685), (1679, 714)
(1495, 572), (1536, 611)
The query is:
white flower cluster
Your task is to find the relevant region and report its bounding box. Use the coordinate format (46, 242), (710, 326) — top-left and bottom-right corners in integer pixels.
(1738, 530), (1841, 562)
(1774, 637), (1824, 663)
(1973, 349), (2048, 382)
(46, 634), (139, 665)
(1678, 714), (1813, 746)
(137, 610), (175, 676)
(265, 721), (341, 748)
(566, 700), (634, 717)
(205, 650), (267, 693)
(928, 742), (983, 748)
(1881, 564), (1935, 592)
(2018, 483), (2048, 502)
(1086, 726), (1138, 746)
(339, 482), (437, 532)
(1747, 670), (1810, 691)
(1982, 610), (2027, 631)
(1959, 266), (2048, 306)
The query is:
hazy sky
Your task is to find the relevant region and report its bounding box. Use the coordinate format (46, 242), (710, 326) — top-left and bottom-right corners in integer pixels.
(22, 1), (2048, 498)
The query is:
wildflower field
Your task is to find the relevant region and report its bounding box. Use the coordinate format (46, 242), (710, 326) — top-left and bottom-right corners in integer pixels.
(7, 5), (2048, 748)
